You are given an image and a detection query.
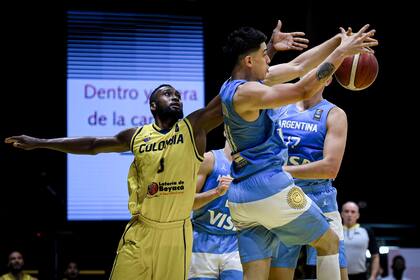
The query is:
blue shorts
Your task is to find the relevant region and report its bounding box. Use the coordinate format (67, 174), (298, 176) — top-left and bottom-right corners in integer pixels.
(189, 230), (242, 279)
(228, 169), (330, 264)
(271, 185), (347, 268)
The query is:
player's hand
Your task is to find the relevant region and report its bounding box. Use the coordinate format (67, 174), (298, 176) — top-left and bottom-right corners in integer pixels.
(338, 24), (378, 56)
(4, 135), (41, 150)
(215, 175), (233, 197)
(269, 20), (309, 51)
(344, 27), (375, 53)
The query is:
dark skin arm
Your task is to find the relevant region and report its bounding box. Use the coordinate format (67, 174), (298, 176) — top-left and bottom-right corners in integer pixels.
(4, 128), (137, 154)
(186, 95), (223, 156)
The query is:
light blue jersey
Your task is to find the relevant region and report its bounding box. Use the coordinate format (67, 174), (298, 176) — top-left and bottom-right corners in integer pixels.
(276, 99), (335, 188)
(219, 79), (329, 264)
(219, 79), (290, 183)
(190, 149), (243, 280)
(271, 99), (347, 269)
(192, 149), (236, 235)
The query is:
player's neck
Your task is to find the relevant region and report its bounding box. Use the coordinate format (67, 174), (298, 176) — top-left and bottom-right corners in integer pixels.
(154, 117), (178, 130)
(231, 68), (258, 81)
(296, 93), (324, 111)
(10, 270), (24, 278)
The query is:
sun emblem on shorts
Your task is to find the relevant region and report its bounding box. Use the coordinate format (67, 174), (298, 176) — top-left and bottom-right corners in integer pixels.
(287, 186), (307, 209)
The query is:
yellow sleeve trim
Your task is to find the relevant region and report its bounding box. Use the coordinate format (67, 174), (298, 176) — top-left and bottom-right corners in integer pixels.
(183, 119), (204, 162)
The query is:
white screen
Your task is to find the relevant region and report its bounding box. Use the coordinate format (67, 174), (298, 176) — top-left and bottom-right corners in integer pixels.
(67, 11), (204, 220)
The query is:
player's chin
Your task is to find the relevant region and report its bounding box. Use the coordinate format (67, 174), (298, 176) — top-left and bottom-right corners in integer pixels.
(172, 108), (184, 119)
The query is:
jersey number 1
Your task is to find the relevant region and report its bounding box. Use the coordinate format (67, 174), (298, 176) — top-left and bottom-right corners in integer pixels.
(157, 158), (164, 173)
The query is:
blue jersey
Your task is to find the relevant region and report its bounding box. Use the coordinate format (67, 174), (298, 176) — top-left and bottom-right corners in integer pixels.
(219, 79), (289, 181)
(192, 149), (236, 235)
(276, 99), (336, 188)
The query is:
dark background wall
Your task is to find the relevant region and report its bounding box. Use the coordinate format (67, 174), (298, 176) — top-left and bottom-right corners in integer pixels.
(1, 0), (418, 278)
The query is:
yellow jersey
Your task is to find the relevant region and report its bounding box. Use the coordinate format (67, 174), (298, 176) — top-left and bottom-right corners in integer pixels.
(0, 273), (34, 280)
(128, 118), (203, 222)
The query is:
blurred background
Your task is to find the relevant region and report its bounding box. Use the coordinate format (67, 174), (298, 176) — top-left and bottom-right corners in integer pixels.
(1, 0), (418, 279)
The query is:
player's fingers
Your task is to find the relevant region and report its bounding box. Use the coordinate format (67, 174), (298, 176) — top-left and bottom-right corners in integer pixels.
(274, 19), (282, 31)
(5, 137), (20, 143)
(13, 142), (24, 149)
(361, 30), (376, 42)
(290, 32), (306, 37)
(293, 42), (308, 49)
(356, 24), (370, 36)
(293, 37), (309, 43)
(339, 27), (346, 35)
(364, 37), (377, 42)
(362, 40), (378, 48)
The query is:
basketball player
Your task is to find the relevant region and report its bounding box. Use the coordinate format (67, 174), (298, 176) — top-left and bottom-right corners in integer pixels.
(189, 21), (311, 280)
(0, 251), (38, 280)
(219, 24), (377, 280)
(269, 77), (349, 280)
(188, 141), (241, 279)
(5, 84), (223, 280)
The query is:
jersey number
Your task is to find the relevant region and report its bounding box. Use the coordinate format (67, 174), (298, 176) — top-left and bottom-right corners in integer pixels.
(157, 158), (164, 173)
(284, 136), (301, 148)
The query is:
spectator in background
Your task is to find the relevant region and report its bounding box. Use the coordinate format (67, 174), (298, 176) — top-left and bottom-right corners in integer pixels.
(342, 201), (379, 280)
(382, 255), (411, 280)
(62, 261), (80, 280)
(0, 251), (38, 280)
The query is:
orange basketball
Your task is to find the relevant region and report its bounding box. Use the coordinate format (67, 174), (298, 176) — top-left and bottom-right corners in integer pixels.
(334, 53), (378, 91)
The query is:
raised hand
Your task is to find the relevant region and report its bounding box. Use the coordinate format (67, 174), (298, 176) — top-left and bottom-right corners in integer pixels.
(269, 20), (309, 52)
(338, 24), (378, 56)
(5, 135), (41, 150)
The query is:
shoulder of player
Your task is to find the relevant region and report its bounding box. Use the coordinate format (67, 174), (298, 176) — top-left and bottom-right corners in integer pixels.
(123, 126), (144, 151)
(202, 151), (215, 170)
(327, 106), (347, 123)
(236, 81), (266, 96)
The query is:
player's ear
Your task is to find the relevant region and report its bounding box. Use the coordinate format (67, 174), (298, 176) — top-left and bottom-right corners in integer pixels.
(150, 101), (157, 112)
(244, 55), (253, 67)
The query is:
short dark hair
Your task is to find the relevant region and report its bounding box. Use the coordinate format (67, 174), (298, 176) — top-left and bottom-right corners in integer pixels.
(222, 27), (267, 73)
(149, 84), (174, 107)
(392, 255), (405, 264)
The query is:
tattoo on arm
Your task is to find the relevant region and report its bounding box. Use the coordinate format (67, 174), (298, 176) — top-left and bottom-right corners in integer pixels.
(316, 63), (335, 82)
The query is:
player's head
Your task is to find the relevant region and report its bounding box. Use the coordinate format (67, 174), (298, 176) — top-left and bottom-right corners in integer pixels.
(341, 201), (360, 226)
(149, 84), (184, 120)
(223, 27), (269, 79)
(64, 261), (80, 279)
(391, 255), (406, 278)
(8, 251), (24, 273)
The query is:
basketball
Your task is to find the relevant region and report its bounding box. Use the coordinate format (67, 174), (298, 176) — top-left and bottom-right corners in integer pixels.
(334, 53), (379, 91)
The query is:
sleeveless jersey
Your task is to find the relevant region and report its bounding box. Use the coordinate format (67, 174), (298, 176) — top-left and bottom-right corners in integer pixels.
(219, 79), (290, 182)
(276, 99), (336, 187)
(1, 273), (33, 280)
(127, 118), (203, 222)
(192, 149), (236, 235)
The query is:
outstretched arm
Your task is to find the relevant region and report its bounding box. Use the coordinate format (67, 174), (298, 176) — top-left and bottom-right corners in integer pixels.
(284, 107), (347, 179)
(187, 95), (223, 156)
(265, 33), (342, 85)
(5, 128), (137, 155)
(234, 24), (378, 120)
